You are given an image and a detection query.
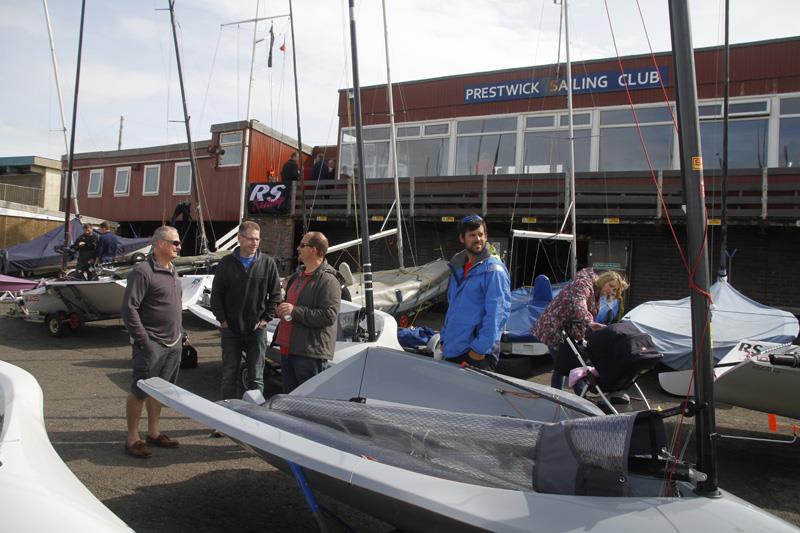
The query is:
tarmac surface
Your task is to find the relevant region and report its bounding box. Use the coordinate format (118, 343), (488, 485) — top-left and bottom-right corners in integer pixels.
(1, 305), (799, 532)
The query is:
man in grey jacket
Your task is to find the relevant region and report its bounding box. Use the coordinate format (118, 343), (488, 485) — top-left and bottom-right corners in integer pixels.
(121, 225), (184, 459)
(275, 231), (341, 392)
(211, 220), (281, 399)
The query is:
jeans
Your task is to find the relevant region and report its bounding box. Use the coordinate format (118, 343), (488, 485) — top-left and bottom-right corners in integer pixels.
(281, 354), (324, 393)
(220, 326), (268, 400)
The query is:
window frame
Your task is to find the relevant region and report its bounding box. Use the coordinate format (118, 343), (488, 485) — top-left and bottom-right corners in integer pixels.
(63, 170), (79, 199)
(218, 131), (244, 167)
(142, 164), (160, 196)
(113, 166), (131, 197)
(173, 162), (192, 195)
(87, 169), (103, 197)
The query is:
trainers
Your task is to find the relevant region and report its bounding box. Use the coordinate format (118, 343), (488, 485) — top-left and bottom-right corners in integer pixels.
(609, 392), (631, 405)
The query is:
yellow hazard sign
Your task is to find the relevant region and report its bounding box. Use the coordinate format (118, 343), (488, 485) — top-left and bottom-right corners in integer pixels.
(692, 156), (703, 170)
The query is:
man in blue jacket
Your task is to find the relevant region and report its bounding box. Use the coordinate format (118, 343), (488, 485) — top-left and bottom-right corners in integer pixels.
(440, 214), (511, 370)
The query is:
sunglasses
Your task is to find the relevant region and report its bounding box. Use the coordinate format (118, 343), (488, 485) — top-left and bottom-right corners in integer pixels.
(162, 239), (181, 247)
(298, 242), (313, 248)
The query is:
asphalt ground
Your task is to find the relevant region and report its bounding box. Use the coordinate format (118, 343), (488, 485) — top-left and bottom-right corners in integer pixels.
(1, 305), (798, 532)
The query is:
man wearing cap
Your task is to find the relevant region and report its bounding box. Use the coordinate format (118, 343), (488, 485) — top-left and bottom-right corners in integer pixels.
(440, 214), (511, 370)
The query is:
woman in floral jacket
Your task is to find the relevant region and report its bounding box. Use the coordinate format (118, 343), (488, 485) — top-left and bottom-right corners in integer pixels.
(533, 268), (629, 389)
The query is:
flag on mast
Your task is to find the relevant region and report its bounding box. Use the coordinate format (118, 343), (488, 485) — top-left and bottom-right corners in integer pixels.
(267, 23), (275, 68)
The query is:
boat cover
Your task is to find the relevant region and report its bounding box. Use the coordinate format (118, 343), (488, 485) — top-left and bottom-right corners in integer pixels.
(623, 278), (799, 370)
(228, 395), (663, 497)
(0, 274), (39, 293)
(0, 218), (151, 274)
(504, 275), (620, 343)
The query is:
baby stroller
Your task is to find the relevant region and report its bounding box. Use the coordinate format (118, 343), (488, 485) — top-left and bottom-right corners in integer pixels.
(557, 322), (663, 414)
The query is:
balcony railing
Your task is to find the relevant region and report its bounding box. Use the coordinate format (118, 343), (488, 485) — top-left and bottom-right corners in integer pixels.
(294, 168), (799, 225)
(0, 183), (43, 207)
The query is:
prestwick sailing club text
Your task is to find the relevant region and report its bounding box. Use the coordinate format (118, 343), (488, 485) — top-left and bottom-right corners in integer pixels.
(463, 66), (668, 104)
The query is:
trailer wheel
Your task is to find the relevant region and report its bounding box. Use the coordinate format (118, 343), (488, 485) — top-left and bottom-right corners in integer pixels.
(67, 312), (82, 333)
(46, 314), (66, 337)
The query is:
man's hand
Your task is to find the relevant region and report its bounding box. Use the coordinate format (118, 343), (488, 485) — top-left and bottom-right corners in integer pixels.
(276, 302), (294, 318)
(467, 349), (485, 361)
(220, 320), (229, 329)
(257, 319), (268, 329)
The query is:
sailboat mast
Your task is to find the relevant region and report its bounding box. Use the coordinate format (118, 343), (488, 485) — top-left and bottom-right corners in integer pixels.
(668, 0), (718, 495)
(347, 0), (376, 341)
(60, 0), (86, 272)
(288, 0), (308, 232)
(718, 0), (730, 279)
(42, 0), (79, 216)
(563, 0), (578, 279)
(381, 0), (404, 270)
(238, 0), (260, 223)
(167, 0), (208, 255)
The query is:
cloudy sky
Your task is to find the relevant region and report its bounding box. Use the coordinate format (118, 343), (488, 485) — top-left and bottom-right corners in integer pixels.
(1, 0), (798, 160)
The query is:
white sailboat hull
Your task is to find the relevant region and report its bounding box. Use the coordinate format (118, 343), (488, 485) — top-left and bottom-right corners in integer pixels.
(140, 350), (797, 532)
(346, 259), (449, 317)
(0, 361), (131, 532)
(17, 275), (212, 321)
(659, 340), (800, 419)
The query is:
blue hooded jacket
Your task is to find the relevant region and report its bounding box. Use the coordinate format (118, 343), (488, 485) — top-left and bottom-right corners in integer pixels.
(440, 246), (511, 362)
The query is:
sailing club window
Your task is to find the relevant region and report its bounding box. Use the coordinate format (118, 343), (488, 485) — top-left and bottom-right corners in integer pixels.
(698, 99), (770, 170)
(599, 105), (675, 171)
(143, 164), (160, 195)
(523, 112), (591, 173)
(779, 97), (800, 168)
(700, 119), (769, 169)
(339, 126), (389, 179)
(455, 117), (518, 175)
(397, 138), (449, 177)
(114, 167), (131, 196)
(219, 132), (243, 167)
(87, 169), (103, 197)
(173, 162), (192, 195)
(63, 170), (78, 199)
(523, 130), (591, 173)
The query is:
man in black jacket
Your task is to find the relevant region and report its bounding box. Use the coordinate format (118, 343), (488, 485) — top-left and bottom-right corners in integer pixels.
(211, 221), (282, 399)
(74, 222), (98, 275)
(280, 152), (300, 182)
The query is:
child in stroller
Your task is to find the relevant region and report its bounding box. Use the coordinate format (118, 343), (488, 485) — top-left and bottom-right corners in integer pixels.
(555, 321), (663, 413)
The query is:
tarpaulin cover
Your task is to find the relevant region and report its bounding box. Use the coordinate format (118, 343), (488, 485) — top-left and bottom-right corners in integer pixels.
(623, 278), (799, 370)
(504, 275), (620, 343)
(0, 218), (151, 274)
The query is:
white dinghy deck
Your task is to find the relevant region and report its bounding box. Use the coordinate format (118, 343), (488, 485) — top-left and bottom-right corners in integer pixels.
(140, 348), (798, 533)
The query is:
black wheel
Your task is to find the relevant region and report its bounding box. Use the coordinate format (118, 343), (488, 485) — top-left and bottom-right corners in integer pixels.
(495, 355), (534, 379)
(46, 314), (66, 337)
(131, 252), (146, 263)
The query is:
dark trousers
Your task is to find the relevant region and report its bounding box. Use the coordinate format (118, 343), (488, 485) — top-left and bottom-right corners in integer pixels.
(220, 327), (268, 400)
(281, 354), (325, 393)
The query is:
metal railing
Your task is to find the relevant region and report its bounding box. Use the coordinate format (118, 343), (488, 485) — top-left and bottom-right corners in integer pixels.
(0, 183), (43, 207)
(294, 168), (800, 225)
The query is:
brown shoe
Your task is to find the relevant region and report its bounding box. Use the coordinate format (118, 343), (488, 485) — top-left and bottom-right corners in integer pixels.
(125, 440), (152, 459)
(146, 433), (179, 448)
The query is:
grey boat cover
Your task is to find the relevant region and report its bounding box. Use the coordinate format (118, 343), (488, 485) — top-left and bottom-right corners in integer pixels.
(0, 218), (150, 274)
(228, 395), (662, 497)
(623, 278), (798, 370)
